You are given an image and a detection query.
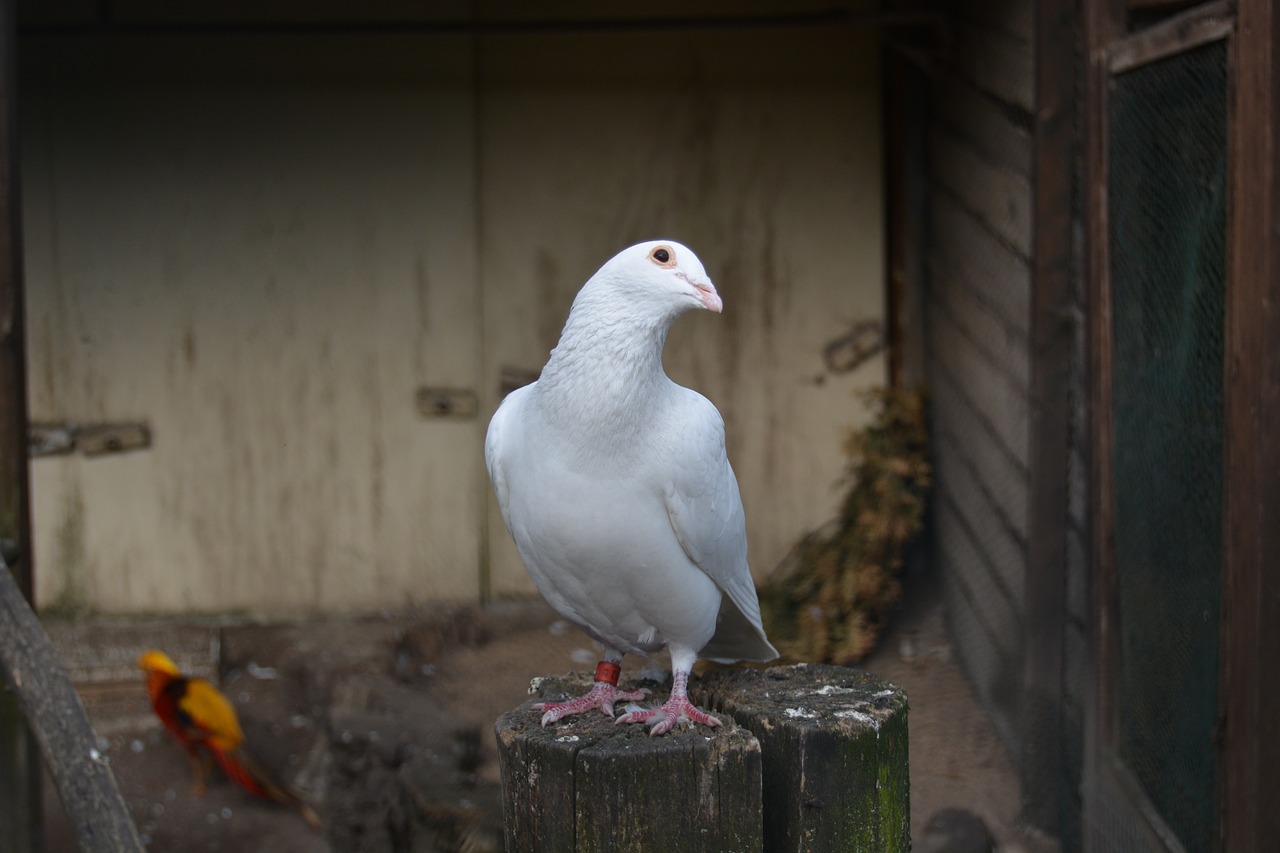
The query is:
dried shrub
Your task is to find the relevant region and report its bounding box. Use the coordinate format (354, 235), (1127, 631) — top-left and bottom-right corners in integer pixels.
(760, 385), (931, 665)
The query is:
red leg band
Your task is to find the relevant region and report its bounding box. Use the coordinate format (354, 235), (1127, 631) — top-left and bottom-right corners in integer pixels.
(594, 661), (621, 686)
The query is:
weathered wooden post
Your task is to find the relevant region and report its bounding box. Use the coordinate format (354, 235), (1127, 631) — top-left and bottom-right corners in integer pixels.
(496, 666), (908, 852)
(696, 664), (910, 852)
(495, 673), (764, 852)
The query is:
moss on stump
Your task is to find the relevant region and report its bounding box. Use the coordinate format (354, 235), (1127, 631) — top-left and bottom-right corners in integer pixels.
(695, 664), (910, 852)
(497, 666), (909, 852)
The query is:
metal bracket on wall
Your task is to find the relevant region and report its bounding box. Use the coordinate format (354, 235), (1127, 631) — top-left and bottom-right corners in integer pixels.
(415, 387), (479, 420)
(29, 422), (151, 458)
(499, 366), (541, 397)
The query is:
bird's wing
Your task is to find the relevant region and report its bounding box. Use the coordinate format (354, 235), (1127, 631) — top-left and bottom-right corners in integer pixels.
(664, 391), (775, 659)
(485, 383), (533, 530)
(178, 678), (246, 753)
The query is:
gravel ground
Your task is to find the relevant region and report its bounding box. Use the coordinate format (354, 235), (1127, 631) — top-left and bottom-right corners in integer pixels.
(38, 582), (1057, 852)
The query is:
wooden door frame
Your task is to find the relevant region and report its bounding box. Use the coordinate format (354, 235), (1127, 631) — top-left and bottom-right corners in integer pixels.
(1083, 0), (1280, 848)
(1220, 0), (1280, 847)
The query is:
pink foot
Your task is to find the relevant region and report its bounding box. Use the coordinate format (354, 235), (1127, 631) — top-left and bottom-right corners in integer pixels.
(533, 680), (648, 726)
(613, 670), (721, 736)
(615, 695), (722, 736)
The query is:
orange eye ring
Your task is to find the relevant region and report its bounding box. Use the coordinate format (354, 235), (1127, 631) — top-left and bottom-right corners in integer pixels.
(649, 246), (676, 267)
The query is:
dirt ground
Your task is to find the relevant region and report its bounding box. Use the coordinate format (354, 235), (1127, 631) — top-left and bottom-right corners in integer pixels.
(38, 577), (1058, 852)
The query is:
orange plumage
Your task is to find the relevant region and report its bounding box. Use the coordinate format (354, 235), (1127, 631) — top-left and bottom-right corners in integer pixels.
(138, 650), (320, 829)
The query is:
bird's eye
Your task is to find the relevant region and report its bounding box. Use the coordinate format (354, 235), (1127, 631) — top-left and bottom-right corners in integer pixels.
(649, 246), (674, 267)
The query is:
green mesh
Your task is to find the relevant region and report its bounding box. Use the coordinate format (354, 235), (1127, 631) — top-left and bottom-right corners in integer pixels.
(1107, 40), (1226, 852)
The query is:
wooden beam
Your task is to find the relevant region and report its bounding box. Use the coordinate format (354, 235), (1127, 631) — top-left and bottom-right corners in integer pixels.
(1221, 0), (1280, 847)
(0, 0), (40, 847)
(1080, 0), (1124, 843)
(1021, 0), (1077, 832)
(0, 566), (145, 852)
(1107, 0), (1233, 73)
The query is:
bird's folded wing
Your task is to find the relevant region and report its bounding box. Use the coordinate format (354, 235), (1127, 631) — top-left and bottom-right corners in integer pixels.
(663, 393), (770, 644)
(179, 678), (245, 752)
(485, 384), (532, 527)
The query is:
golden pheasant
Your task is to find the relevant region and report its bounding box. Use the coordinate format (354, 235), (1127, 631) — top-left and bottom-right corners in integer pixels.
(138, 649), (320, 829)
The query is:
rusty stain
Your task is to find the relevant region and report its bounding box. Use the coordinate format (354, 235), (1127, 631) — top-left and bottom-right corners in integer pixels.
(366, 355), (385, 537)
(414, 252), (431, 372)
(183, 325), (197, 369)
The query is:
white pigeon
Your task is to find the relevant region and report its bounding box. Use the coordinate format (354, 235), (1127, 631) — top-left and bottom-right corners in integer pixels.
(485, 239), (778, 736)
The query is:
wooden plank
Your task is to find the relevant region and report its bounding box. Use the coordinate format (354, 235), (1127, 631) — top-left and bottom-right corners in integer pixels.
(937, 557), (1022, 752)
(496, 673), (763, 852)
(885, 52), (926, 387)
(695, 664), (910, 852)
(933, 484), (1025, 641)
(953, 21), (1035, 113)
(1108, 0), (1233, 73)
(1081, 0), (1123, 783)
(931, 345), (1029, 525)
(931, 126), (1033, 257)
(1068, 444), (1088, 529)
(1063, 621), (1089, 719)
(932, 76), (1034, 178)
(931, 409), (1028, 608)
(930, 361), (1030, 541)
(1021, 0), (1078, 832)
(929, 192), (1032, 338)
(1078, 1), (1148, 842)
(960, 0), (1034, 43)
(928, 261), (1031, 388)
(1222, 0), (1280, 847)
(1066, 526), (1089, 625)
(928, 297), (1030, 467)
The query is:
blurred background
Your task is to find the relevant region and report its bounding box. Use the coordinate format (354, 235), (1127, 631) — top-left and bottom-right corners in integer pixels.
(4, 1), (1276, 852)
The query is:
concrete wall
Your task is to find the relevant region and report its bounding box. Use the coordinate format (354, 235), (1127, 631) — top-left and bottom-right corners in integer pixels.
(20, 25), (884, 615)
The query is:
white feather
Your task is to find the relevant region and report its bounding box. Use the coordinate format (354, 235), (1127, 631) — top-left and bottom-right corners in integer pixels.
(485, 240), (778, 667)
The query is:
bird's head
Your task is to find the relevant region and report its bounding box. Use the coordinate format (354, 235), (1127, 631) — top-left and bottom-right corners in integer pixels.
(138, 649), (181, 676)
(594, 240), (722, 316)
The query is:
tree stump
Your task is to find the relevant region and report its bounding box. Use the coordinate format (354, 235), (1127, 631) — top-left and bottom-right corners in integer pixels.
(495, 673), (763, 852)
(694, 664), (910, 852)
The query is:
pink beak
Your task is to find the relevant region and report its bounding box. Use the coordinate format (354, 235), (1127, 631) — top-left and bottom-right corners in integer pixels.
(694, 282), (723, 313)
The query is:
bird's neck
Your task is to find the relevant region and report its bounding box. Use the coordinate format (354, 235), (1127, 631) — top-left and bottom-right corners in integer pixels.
(536, 298), (676, 434)
(144, 669), (173, 703)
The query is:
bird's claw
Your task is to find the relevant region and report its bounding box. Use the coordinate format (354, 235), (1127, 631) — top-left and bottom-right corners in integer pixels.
(533, 681), (648, 726)
(614, 697), (722, 736)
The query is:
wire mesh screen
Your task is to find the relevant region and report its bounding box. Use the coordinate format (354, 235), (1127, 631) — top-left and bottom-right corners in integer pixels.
(1107, 40), (1226, 851)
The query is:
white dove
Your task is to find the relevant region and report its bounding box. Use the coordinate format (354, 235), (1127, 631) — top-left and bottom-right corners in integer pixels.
(485, 239), (778, 736)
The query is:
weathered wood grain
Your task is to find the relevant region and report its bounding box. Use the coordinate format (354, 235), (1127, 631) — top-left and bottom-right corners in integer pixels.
(498, 667), (910, 852)
(929, 193), (1032, 338)
(953, 21), (1034, 112)
(931, 127), (1033, 258)
(932, 77), (1033, 178)
(928, 305), (1031, 468)
(496, 673), (763, 852)
(930, 371), (1030, 546)
(0, 566), (144, 852)
(694, 664), (910, 852)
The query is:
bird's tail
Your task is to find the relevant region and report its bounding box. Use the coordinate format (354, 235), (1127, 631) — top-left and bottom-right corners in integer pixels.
(212, 748), (322, 830)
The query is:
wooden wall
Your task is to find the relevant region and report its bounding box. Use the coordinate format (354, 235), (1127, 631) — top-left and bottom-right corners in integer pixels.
(920, 0), (1085, 839)
(18, 23), (885, 615)
(922, 0), (1034, 754)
